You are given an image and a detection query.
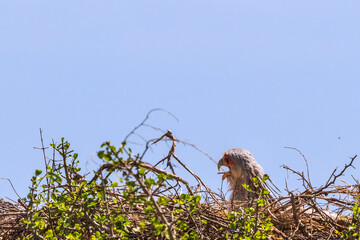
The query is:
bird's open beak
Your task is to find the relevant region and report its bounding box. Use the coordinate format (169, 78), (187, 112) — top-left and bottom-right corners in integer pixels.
(217, 159), (224, 172)
(217, 158), (231, 181)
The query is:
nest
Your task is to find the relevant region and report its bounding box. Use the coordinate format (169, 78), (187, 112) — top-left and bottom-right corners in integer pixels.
(0, 111), (359, 239)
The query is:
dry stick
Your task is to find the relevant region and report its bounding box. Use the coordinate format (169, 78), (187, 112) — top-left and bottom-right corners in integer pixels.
(124, 108), (178, 143)
(172, 153), (219, 205)
(199, 215), (231, 230)
(272, 226), (289, 240)
(35, 129), (50, 173)
(308, 198), (344, 229)
(290, 193), (309, 238)
(0, 178), (26, 209)
(315, 155), (357, 195)
(37, 129), (55, 232)
(30, 227), (44, 240)
(285, 147), (312, 190)
(157, 130), (221, 205)
(0, 212), (26, 217)
(290, 194), (352, 208)
(326, 228), (336, 240)
(184, 156), (219, 198)
(163, 138), (218, 165)
(131, 132), (149, 145)
(153, 135), (177, 175)
(142, 123), (167, 133)
(282, 165), (312, 191)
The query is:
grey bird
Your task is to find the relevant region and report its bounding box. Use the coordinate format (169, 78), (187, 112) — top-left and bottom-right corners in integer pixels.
(218, 149), (276, 202)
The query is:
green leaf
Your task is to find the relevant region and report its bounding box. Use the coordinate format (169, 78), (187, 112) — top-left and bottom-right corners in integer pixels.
(110, 145), (116, 152)
(173, 208), (184, 215)
(257, 198), (266, 207)
(138, 167), (145, 176)
(245, 207), (254, 215)
(194, 195), (201, 204)
(44, 229), (54, 238)
(158, 196), (170, 206)
(97, 151), (105, 159)
(97, 191), (104, 199)
(51, 193), (56, 201)
(126, 181), (136, 188)
(144, 178), (155, 187)
(35, 169), (42, 176)
(166, 174), (174, 180)
(261, 174), (269, 182)
(58, 203), (67, 211)
(157, 173), (166, 183)
(260, 189), (270, 195)
(180, 194), (189, 200)
(145, 206), (154, 215)
(242, 184), (252, 192)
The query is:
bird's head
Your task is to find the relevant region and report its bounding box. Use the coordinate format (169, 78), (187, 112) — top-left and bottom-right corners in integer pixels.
(218, 149), (263, 181)
(217, 154), (234, 181)
(218, 149), (250, 183)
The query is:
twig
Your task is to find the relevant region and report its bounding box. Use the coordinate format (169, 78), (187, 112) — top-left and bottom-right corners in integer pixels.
(285, 147), (312, 189)
(124, 108), (178, 143)
(0, 178), (26, 209)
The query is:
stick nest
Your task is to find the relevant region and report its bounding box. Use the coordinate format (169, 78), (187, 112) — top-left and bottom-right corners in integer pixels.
(0, 114), (359, 239)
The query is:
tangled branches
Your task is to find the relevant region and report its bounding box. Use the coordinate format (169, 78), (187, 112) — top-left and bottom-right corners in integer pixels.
(0, 127), (232, 239)
(0, 110), (359, 239)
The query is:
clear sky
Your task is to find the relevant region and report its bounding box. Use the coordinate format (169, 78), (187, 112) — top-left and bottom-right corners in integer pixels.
(1, 1), (360, 200)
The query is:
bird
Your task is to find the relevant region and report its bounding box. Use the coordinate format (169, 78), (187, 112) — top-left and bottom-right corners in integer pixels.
(218, 148), (275, 202)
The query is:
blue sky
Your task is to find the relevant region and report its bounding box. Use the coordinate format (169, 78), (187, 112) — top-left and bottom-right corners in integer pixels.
(1, 1), (360, 200)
